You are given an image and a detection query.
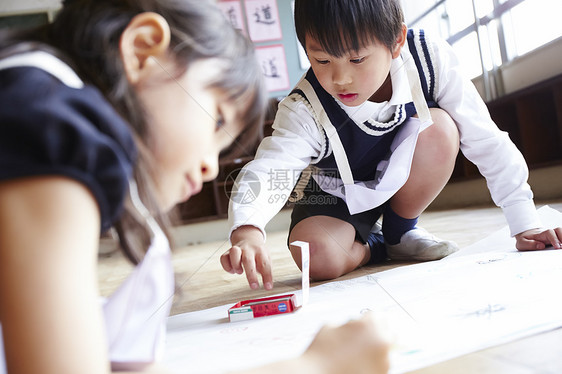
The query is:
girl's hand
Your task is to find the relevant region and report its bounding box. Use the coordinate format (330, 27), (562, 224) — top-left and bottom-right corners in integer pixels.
(515, 227), (562, 250)
(303, 313), (391, 374)
(220, 225), (273, 290)
(236, 313), (391, 374)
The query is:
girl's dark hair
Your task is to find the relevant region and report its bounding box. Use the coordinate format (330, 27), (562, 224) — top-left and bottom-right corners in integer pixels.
(294, 0), (404, 57)
(0, 0), (265, 264)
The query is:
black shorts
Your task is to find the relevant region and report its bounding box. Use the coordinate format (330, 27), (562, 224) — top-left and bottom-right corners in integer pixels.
(288, 177), (384, 244)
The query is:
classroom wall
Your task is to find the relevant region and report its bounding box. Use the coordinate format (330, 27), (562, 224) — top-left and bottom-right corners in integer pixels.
(0, 0), (61, 14)
(3, 0), (560, 101)
(252, 0), (308, 99)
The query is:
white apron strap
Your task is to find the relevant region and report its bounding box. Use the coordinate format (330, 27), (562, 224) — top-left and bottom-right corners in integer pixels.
(298, 79), (356, 186)
(297, 52), (433, 189)
(401, 43), (433, 127)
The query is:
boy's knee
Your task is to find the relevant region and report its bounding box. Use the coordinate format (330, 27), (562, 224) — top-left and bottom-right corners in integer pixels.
(428, 108), (460, 147)
(417, 108), (459, 162)
(306, 239), (347, 280)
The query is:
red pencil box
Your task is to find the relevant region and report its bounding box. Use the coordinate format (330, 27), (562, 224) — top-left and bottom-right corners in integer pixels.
(228, 294), (298, 322)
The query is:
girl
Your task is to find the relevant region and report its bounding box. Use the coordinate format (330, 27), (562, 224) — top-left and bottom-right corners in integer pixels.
(0, 0), (389, 373)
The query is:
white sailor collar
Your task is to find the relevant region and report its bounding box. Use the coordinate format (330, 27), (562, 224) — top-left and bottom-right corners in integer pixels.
(335, 57), (412, 125)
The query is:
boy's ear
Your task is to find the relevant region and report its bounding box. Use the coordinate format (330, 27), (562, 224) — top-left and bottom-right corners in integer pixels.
(391, 24), (408, 59)
(120, 12), (171, 84)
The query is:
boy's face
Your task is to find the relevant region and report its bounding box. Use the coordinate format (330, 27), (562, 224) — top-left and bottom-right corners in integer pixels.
(306, 34), (398, 107)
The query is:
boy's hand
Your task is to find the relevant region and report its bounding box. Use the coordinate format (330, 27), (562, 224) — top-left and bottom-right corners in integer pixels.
(515, 227), (562, 250)
(220, 225), (274, 290)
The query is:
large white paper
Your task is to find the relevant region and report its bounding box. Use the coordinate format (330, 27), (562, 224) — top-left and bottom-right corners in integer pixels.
(163, 206), (562, 373)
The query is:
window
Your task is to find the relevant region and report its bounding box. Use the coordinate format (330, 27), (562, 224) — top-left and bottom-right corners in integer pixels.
(502, 0), (562, 58)
(404, 0), (562, 98)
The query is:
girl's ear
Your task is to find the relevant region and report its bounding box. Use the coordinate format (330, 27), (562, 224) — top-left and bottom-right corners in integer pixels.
(120, 12), (171, 84)
(391, 24), (408, 59)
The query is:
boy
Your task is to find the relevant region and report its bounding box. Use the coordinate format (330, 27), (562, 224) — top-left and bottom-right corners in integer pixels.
(221, 0), (562, 290)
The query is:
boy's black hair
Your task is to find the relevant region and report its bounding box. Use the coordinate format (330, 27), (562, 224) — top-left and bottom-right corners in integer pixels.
(294, 0), (404, 57)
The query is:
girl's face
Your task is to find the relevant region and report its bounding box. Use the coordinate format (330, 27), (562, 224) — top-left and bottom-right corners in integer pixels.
(137, 58), (244, 211)
(306, 33), (402, 106)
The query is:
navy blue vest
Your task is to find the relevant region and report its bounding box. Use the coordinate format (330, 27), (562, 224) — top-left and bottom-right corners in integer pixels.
(291, 29), (438, 182)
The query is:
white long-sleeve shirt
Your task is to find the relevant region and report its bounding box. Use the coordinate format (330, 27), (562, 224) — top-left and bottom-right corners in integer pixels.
(229, 31), (541, 240)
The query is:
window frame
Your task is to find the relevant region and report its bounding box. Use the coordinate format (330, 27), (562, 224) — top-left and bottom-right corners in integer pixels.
(407, 0), (531, 101)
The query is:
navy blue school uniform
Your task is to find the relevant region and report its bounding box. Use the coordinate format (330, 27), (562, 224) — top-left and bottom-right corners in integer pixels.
(0, 52), (136, 232)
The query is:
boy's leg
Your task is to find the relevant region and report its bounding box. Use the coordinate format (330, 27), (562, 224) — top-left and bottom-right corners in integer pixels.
(391, 108), (459, 216)
(288, 215), (370, 280)
(287, 176), (384, 280)
(384, 108), (460, 259)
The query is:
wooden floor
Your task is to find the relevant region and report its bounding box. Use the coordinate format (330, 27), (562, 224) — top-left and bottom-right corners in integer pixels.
(97, 200), (562, 373)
